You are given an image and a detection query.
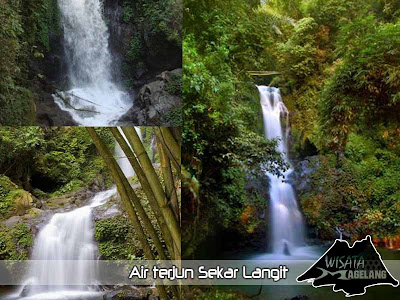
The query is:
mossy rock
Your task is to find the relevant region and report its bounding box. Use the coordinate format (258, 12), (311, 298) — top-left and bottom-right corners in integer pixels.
(0, 176), (34, 219)
(95, 216), (140, 260)
(46, 196), (73, 208)
(13, 190), (34, 214)
(0, 223), (33, 260)
(24, 208), (44, 219)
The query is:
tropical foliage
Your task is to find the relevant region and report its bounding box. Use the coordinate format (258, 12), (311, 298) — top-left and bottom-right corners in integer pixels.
(183, 0), (400, 258)
(183, 0), (286, 258)
(0, 0), (60, 125)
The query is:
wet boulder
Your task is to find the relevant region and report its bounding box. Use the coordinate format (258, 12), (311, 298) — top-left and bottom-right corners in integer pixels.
(119, 69), (182, 125)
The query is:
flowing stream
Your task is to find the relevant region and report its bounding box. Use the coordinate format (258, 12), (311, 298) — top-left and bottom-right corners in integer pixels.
(8, 131), (144, 299)
(115, 127), (142, 178)
(16, 188), (117, 299)
(53, 0), (132, 125)
(258, 86), (306, 256)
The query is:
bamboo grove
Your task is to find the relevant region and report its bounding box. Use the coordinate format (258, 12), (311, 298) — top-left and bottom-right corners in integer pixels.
(87, 127), (181, 300)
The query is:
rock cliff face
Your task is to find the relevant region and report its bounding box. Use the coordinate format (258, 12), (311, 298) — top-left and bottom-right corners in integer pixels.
(104, 0), (182, 88)
(119, 69), (182, 125)
(104, 0), (182, 124)
(291, 156), (319, 193)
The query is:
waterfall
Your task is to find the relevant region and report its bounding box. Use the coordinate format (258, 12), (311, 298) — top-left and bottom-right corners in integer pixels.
(335, 227), (343, 240)
(53, 0), (132, 126)
(258, 86), (305, 255)
(21, 188), (116, 299)
(115, 127), (142, 178)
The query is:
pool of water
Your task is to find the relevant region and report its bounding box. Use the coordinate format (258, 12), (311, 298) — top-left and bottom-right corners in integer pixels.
(0, 288), (103, 300)
(219, 246), (400, 299)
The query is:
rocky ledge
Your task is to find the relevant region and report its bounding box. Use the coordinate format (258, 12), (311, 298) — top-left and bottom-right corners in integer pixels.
(119, 69), (182, 125)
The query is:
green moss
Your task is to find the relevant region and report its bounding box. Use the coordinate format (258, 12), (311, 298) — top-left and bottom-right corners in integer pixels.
(122, 1), (134, 23)
(32, 188), (48, 199)
(0, 223), (32, 260)
(50, 179), (84, 197)
(95, 216), (140, 260)
(26, 208), (42, 218)
(345, 133), (377, 162)
(37, 0), (61, 51)
(12, 223), (33, 248)
(81, 156), (104, 182)
(127, 35), (143, 62)
(165, 72), (182, 97)
(0, 231), (17, 260)
(0, 176), (30, 219)
(193, 289), (248, 300)
(163, 105), (182, 126)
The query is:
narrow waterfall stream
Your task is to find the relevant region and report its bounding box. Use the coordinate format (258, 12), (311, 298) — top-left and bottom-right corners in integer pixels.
(53, 0), (132, 125)
(257, 86), (306, 256)
(18, 188), (117, 299)
(115, 127), (142, 178)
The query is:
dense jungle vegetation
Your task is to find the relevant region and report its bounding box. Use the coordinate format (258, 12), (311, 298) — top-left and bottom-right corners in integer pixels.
(0, 127), (113, 261)
(0, 0), (59, 125)
(183, 0), (400, 259)
(0, 127), (113, 198)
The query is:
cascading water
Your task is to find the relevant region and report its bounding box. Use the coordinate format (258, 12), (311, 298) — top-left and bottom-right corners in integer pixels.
(258, 86), (306, 256)
(53, 0), (132, 125)
(115, 127), (142, 178)
(19, 188), (117, 299)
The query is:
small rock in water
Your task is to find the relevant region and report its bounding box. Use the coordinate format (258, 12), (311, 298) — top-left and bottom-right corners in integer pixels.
(283, 242), (291, 256)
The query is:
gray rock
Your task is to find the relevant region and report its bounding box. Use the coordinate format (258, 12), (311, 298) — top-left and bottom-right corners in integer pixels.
(292, 156), (319, 192)
(36, 91), (77, 126)
(119, 69), (182, 125)
(93, 201), (123, 221)
(3, 216), (23, 227)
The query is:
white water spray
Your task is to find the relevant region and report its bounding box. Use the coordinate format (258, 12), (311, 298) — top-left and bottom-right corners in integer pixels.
(258, 86), (306, 255)
(115, 127), (142, 178)
(53, 0), (132, 125)
(21, 188), (116, 299)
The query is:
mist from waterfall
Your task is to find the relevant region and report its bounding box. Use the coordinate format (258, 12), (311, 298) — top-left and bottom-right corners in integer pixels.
(258, 86), (306, 256)
(20, 188), (116, 299)
(53, 0), (132, 125)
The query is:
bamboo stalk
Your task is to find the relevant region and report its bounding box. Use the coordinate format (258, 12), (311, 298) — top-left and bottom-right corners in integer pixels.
(154, 128), (181, 172)
(158, 138), (180, 222)
(87, 128), (169, 300)
(111, 128), (180, 299)
(121, 127), (181, 258)
(111, 127), (176, 259)
(160, 127), (181, 168)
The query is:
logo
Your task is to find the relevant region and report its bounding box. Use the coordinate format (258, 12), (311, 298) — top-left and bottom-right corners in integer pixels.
(297, 235), (399, 297)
